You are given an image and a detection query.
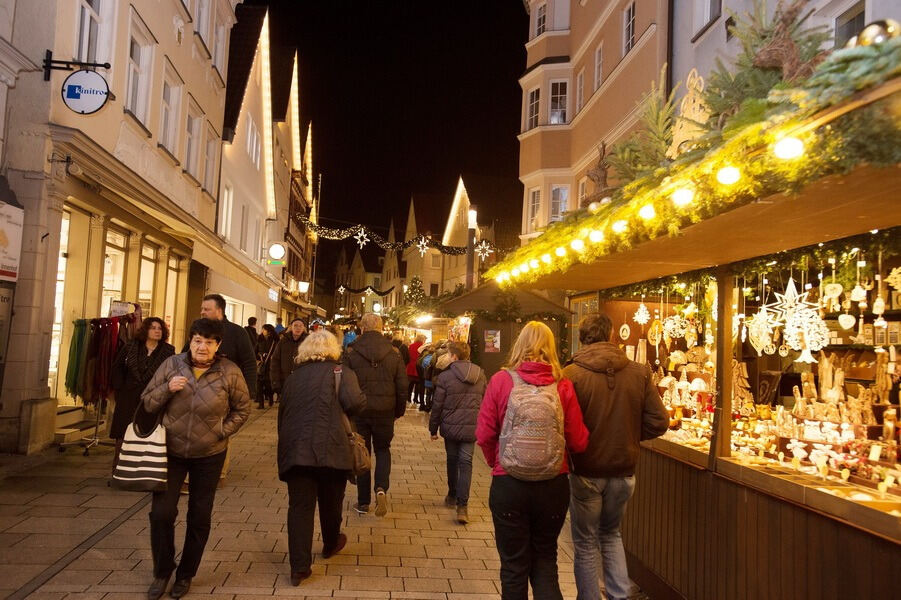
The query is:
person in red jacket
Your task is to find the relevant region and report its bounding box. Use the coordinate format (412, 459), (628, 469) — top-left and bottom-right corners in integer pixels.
(476, 321), (589, 600)
(406, 334), (425, 406)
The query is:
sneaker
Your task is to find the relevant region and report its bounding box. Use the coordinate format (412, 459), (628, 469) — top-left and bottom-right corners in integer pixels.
(353, 502), (369, 514)
(322, 532), (347, 559)
(374, 489), (388, 517)
(444, 495), (456, 508)
(456, 506), (469, 524)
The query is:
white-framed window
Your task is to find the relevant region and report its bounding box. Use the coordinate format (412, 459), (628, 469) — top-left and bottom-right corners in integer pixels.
(550, 185), (569, 222)
(126, 13), (154, 123)
(526, 88), (540, 130)
(834, 2), (865, 49)
(212, 15), (227, 72)
(693, 0), (722, 35)
(219, 183), (233, 238)
(575, 70), (584, 113)
(594, 43), (603, 91)
(578, 178), (588, 206)
(184, 103), (202, 178)
(246, 116), (261, 169)
(623, 2), (636, 55)
(203, 124), (219, 192)
(528, 188), (541, 231)
(76, 0), (101, 62)
(195, 0), (211, 45)
(239, 203), (248, 252)
(549, 80), (567, 124)
(535, 3), (547, 37)
(159, 65), (182, 153)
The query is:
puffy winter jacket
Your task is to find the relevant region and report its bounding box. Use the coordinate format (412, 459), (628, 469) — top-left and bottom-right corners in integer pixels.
(142, 353), (252, 458)
(429, 360), (487, 441)
(343, 331), (408, 418)
(562, 342), (668, 478)
(277, 360), (367, 479)
(269, 331), (307, 392)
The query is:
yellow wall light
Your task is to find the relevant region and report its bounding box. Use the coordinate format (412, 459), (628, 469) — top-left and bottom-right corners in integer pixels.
(588, 229), (604, 243)
(773, 136), (804, 160)
(612, 220), (628, 234)
(716, 166), (741, 185)
(671, 187), (694, 207)
(555, 246), (566, 257)
(570, 238), (586, 252)
(638, 204), (656, 220)
(541, 253), (552, 263)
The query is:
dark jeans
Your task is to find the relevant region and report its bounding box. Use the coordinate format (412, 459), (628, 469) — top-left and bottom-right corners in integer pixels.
(444, 439), (475, 506)
(489, 474), (570, 600)
(285, 466), (347, 572)
(407, 379), (419, 403)
(414, 379), (425, 406)
(149, 450), (226, 579)
(352, 415), (394, 505)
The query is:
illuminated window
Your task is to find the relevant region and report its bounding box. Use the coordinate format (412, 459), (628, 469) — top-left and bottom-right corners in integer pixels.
(623, 2), (636, 54)
(526, 88), (540, 130)
(550, 81), (567, 124)
(550, 185), (569, 222)
(528, 188), (541, 231)
(535, 3), (547, 37)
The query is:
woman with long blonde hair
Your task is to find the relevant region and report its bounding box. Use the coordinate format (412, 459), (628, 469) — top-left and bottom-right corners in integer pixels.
(476, 321), (589, 600)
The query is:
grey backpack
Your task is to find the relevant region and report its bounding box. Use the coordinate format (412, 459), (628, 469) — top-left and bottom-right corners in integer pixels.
(498, 369), (565, 481)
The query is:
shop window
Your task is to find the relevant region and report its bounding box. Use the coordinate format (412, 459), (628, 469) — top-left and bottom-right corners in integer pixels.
(550, 185), (569, 222)
(203, 124), (219, 192)
(184, 103), (203, 178)
(623, 2), (636, 55)
(526, 88), (540, 130)
(594, 43), (603, 91)
(126, 10), (154, 124)
(139, 243), (157, 313)
(834, 2), (865, 49)
(102, 228), (128, 316)
(528, 188), (541, 232)
(48, 211), (71, 399)
(549, 81), (568, 124)
(575, 69), (584, 113)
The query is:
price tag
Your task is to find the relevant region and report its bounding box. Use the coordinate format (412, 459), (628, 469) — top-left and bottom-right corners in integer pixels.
(841, 468), (850, 481)
(791, 457), (801, 470)
(868, 444), (883, 462)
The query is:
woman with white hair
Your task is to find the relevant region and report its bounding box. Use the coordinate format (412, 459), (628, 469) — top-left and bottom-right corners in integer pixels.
(277, 329), (366, 586)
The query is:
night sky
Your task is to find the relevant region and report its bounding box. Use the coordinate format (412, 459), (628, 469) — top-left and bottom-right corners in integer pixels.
(268, 0), (529, 284)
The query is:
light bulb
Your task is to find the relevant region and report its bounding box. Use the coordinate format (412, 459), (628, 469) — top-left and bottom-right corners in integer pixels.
(588, 230), (604, 243)
(541, 253), (552, 263)
(511, 267), (520, 277)
(570, 238), (585, 251)
(529, 259), (539, 269)
(773, 136), (804, 160)
(555, 247), (566, 257)
(638, 204), (656, 220)
(520, 262), (530, 273)
(612, 220), (627, 234)
(588, 202), (600, 213)
(671, 187), (694, 207)
(716, 166), (741, 185)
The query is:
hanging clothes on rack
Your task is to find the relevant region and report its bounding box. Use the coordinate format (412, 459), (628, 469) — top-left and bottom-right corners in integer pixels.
(64, 312), (137, 404)
(64, 319), (88, 398)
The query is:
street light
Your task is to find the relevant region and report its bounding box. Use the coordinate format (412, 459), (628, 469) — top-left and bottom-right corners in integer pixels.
(268, 242), (286, 260)
(373, 301), (382, 313)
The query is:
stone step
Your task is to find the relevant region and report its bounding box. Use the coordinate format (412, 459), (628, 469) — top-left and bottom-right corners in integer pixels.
(54, 419), (106, 444)
(55, 405), (85, 429)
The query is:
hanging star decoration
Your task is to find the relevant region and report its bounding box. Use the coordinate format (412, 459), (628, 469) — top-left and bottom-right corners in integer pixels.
(354, 228), (370, 249)
(767, 278), (829, 359)
(365, 287), (374, 296)
(886, 267), (901, 291)
(663, 314), (689, 339)
(746, 306), (780, 356)
(416, 236), (430, 257)
(633, 303), (651, 325)
(475, 240), (494, 261)
(337, 285), (345, 295)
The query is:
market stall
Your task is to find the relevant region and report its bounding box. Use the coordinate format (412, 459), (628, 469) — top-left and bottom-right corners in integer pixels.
(487, 19), (901, 599)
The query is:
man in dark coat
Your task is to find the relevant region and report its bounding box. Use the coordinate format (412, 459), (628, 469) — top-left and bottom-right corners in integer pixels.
(244, 316), (259, 352)
(191, 294), (258, 398)
(562, 312), (668, 600)
(428, 341), (486, 524)
(342, 313), (408, 517)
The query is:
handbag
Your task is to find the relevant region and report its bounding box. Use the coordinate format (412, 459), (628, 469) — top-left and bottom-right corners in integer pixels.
(334, 366), (371, 482)
(111, 405), (168, 492)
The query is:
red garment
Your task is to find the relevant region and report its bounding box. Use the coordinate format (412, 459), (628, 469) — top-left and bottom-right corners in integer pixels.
(476, 361), (589, 477)
(407, 341), (423, 379)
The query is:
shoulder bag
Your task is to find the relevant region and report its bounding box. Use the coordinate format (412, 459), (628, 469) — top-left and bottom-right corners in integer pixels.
(334, 365), (371, 482)
(111, 403), (168, 492)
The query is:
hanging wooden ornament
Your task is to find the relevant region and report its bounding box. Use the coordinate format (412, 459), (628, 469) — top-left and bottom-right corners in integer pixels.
(619, 323), (631, 341)
(648, 320), (663, 346)
(838, 313), (856, 330)
(633, 302), (650, 325)
(779, 344), (790, 357)
(885, 267), (901, 291)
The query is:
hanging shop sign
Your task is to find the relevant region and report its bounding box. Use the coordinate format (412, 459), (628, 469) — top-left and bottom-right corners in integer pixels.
(60, 69), (110, 115)
(0, 203), (24, 282)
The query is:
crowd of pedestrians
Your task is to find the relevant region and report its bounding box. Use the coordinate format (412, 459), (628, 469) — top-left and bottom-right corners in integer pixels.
(108, 299), (667, 600)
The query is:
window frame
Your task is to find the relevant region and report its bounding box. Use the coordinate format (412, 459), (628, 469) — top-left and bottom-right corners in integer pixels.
(575, 69), (584, 113)
(594, 43), (603, 91)
(526, 87), (540, 131)
(159, 62), (183, 154)
(833, 2), (866, 49)
(238, 202), (249, 253)
(76, 0), (102, 63)
(203, 123), (219, 193)
(550, 184), (569, 222)
(623, 2), (636, 55)
(528, 187), (541, 232)
(549, 79), (568, 125)
(535, 3), (548, 37)
(184, 100), (203, 178)
(430, 253), (442, 269)
(195, 0), (212, 45)
(692, 0), (722, 37)
(126, 12), (155, 124)
(578, 177), (588, 207)
(219, 182), (233, 238)
(212, 12), (228, 74)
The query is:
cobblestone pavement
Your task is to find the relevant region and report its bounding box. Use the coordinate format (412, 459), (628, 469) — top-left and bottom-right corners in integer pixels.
(0, 406), (583, 599)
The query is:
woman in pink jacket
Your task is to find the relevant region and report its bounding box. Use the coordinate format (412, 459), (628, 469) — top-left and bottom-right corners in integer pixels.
(476, 321), (589, 600)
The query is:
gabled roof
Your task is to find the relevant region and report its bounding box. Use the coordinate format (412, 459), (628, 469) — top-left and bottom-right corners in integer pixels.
(458, 173), (523, 227)
(439, 282), (571, 316)
(358, 244), (385, 275)
(405, 193), (447, 241)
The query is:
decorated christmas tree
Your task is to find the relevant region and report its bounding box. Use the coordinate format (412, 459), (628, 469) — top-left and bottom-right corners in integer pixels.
(404, 276), (426, 307)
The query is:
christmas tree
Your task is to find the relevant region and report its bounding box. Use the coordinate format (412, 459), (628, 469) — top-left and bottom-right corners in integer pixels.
(404, 276), (426, 307)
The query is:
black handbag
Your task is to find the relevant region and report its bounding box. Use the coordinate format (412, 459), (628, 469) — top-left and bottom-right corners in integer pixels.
(334, 366), (371, 483)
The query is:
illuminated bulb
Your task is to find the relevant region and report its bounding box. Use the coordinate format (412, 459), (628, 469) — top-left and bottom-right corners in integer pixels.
(520, 262), (530, 273)
(716, 166), (741, 185)
(773, 136), (804, 160)
(600, 196), (612, 204)
(570, 238), (585, 252)
(499, 271), (510, 282)
(588, 230), (604, 243)
(495, 274), (505, 283)
(612, 220), (628, 234)
(555, 247), (566, 257)
(638, 204), (656, 220)
(541, 253), (552, 263)
(671, 187), (694, 207)
(529, 259), (539, 269)
(511, 267), (520, 277)
(588, 202), (600, 213)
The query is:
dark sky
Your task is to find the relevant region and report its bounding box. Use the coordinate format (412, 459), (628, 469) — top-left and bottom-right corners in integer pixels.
(272, 1), (529, 281)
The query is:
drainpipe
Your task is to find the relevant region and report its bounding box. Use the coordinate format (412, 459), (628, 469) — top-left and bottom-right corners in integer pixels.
(666, 0), (675, 96)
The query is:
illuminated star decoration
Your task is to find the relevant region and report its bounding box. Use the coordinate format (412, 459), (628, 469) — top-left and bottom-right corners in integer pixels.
(354, 228), (369, 249)
(337, 286), (345, 295)
(886, 267), (901, 291)
(475, 240), (494, 261)
(365, 287), (374, 296)
(766, 277), (829, 361)
(416, 236), (430, 257)
(633, 303), (650, 325)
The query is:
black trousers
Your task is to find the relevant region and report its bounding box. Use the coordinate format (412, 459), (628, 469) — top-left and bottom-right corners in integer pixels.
(352, 415), (394, 505)
(149, 451), (226, 579)
(489, 474), (570, 600)
(285, 466), (347, 572)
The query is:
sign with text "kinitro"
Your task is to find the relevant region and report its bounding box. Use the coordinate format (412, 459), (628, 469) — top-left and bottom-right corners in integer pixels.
(61, 70), (110, 115)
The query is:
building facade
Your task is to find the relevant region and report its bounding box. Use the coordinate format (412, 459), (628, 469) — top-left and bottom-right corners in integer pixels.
(0, 0), (244, 453)
(333, 244), (384, 317)
(518, 0), (669, 240)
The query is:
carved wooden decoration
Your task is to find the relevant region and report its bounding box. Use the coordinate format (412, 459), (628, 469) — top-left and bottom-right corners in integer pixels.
(668, 68), (708, 159)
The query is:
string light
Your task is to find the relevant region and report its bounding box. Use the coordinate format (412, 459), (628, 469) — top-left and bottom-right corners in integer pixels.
(570, 238), (585, 251)
(555, 247), (566, 257)
(520, 262), (530, 273)
(671, 187), (694, 207)
(773, 136), (804, 159)
(612, 220), (628, 234)
(638, 204), (656, 220)
(589, 230), (604, 243)
(511, 267), (520, 277)
(716, 166), (741, 185)
(541, 253), (552, 263)
(588, 202), (600, 213)
(529, 259), (539, 269)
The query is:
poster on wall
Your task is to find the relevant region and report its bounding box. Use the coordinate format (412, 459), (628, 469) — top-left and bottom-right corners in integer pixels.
(0, 203), (24, 282)
(484, 330), (501, 353)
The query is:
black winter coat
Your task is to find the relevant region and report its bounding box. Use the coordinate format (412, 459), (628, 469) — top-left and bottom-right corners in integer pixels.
(343, 331), (408, 418)
(429, 360), (487, 441)
(277, 360), (366, 479)
(270, 332), (307, 392)
(109, 340), (175, 438)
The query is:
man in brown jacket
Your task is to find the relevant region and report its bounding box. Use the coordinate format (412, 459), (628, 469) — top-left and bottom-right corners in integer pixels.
(562, 312), (668, 600)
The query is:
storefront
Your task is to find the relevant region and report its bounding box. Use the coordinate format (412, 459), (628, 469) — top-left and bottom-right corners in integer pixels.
(487, 37), (901, 597)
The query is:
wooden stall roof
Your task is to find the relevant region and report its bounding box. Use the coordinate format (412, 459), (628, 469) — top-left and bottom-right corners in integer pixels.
(519, 164), (901, 292)
(440, 282), (572, 316)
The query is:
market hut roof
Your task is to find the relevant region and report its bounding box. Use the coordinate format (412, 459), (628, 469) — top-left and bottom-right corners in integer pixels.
(439, 282), (571, 317)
